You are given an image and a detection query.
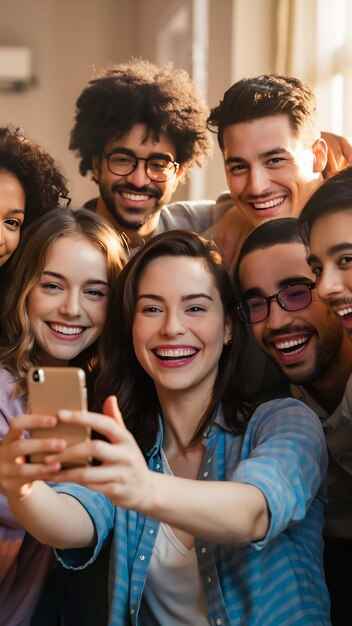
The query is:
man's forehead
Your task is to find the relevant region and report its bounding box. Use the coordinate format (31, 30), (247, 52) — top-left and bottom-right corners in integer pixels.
(222, 114), (309, 153)
(224, 114), (292, 135)
(104, 125), (176, 155)
(239, 242), (314, 289)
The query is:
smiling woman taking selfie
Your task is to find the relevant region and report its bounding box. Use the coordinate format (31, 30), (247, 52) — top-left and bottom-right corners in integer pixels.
(1, 230), (330, 625)
(0, 207), (127, 625)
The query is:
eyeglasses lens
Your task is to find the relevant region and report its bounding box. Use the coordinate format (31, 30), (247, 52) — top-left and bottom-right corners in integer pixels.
(240, 284), (312, 323)
(278, 284), (312, 311)
(146, 159), (175, 182)
(107, 153), (176, 182)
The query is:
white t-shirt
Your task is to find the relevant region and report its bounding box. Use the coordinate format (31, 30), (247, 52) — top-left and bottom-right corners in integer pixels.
(139, 450), (210, 626)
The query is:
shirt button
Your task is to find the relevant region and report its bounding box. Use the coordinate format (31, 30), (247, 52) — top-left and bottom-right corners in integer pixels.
(139, 554), (145, 560)
(203, 471), (209, 478)
(130, 609), (135, 615)
(148, 528), (155, 534)
(216, 619), (223, 625)
(207, 576), (212, 583)
(207, 457), (212, 463)
(132, 585), (138, 591)
(201, 547), (207, 554)
(155, 463), (161, 469)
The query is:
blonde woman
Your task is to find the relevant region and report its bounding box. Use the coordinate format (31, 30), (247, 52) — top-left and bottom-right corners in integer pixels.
(0, 207), (127, 626)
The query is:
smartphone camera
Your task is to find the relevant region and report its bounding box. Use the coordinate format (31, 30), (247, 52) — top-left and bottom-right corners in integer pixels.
(32, 369), (45, 383)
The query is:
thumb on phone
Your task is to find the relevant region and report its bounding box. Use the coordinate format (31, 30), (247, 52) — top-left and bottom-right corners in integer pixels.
(103, 395), (126, 429)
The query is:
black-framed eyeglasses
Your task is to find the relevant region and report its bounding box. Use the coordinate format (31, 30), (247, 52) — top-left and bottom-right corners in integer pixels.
(236, 283), (316, 324)
(103, 150), (179, 182)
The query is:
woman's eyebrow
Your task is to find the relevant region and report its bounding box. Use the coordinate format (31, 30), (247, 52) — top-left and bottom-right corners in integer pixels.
(6, 208), (25, 216)
(42, 271), (108, 285)
(136, 293), (163, 303)
(136, 293), (213, 302)
(181, 293), (213, 302)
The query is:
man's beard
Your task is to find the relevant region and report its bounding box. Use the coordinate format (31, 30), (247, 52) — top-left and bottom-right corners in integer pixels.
(100, 182), (162, 232)
(264, 323), (344, 386)
(284, 349), (335, 385)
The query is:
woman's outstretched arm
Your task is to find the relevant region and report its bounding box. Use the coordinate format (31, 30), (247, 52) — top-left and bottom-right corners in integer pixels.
(0, 412), (95, 549)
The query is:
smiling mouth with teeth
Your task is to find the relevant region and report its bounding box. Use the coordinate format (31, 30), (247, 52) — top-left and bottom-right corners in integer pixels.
(48, 323), (85, 336)
(273, 335), (310, 355)
(336, 307), (352, 318)
(154, 348), (198, 361)
(120, 191), (152, 202)
(252, 196), (286, 210)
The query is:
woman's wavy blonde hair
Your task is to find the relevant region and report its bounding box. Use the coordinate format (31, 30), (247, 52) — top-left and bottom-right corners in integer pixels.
(0, 207), (128, 394)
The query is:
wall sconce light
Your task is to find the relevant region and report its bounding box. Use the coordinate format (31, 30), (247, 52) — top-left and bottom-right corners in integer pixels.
(0, 46), (37, 92)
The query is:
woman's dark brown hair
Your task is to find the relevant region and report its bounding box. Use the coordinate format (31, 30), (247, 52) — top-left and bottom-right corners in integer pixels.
(94, 230), (250, 453)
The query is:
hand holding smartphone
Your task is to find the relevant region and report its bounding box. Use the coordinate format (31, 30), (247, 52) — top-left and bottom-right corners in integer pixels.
(27, 367), (91, 467)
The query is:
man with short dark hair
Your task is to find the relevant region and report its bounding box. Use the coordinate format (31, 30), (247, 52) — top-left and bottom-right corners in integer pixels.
(299, 165), (352, 504)
(69, 58), (228, 250)
(299, 166), (352, 340)
(235, 217), (352, 625)
(207, 74), (352, 268)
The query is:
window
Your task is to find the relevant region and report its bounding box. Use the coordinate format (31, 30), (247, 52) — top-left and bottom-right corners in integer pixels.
(314, 0), (352, 136)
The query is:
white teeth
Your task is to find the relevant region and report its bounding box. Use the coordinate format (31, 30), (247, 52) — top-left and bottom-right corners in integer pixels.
(50, 323), (83, 335)
(121, 192), (150, 201)
(337, 307), (352, 317)
(253, 197), (285, 210)
(156, 348), (196, 358)
(275, 337), (307, 350)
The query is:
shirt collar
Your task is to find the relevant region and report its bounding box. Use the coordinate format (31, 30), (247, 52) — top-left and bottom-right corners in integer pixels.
(146, 406), (238, 456)
(146, 414), (164, 458)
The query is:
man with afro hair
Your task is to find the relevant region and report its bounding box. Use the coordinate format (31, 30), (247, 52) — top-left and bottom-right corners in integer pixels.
(70, 58), (228, 250)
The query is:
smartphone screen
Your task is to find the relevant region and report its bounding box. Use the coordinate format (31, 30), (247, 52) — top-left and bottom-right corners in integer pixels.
(27, 366), (90, 467)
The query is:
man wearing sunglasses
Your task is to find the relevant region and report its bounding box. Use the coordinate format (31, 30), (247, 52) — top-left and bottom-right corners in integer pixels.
(69, 58), (230, 251)
(235, 217), (352, 626)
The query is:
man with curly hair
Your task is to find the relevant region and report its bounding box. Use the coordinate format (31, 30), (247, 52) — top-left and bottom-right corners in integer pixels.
(69, 58), (228, 250)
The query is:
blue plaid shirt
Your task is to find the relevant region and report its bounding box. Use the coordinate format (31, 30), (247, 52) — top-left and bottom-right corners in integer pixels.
(55, 398), (330, 625)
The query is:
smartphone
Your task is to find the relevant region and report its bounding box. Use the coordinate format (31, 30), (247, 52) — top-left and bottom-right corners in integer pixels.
(27, 366), (90, 467)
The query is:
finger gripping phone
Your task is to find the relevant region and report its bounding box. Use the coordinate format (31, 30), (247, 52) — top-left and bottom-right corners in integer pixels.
(27, 366), (90, 467)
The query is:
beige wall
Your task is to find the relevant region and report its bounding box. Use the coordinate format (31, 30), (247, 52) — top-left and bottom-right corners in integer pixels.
(205, 0), (277, 199)
(0, 0), (137, 205)
(0, 0), (275, 206)
(231, 0), (276, 79)
(206, 0), (234, 201)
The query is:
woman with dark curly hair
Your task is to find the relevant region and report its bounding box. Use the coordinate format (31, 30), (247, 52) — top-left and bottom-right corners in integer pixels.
(0, 125), (70, 270)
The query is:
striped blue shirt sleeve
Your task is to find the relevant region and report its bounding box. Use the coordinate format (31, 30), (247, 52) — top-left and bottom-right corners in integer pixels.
(53, 483), (114, 569)
(230, 398), (328, 548)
